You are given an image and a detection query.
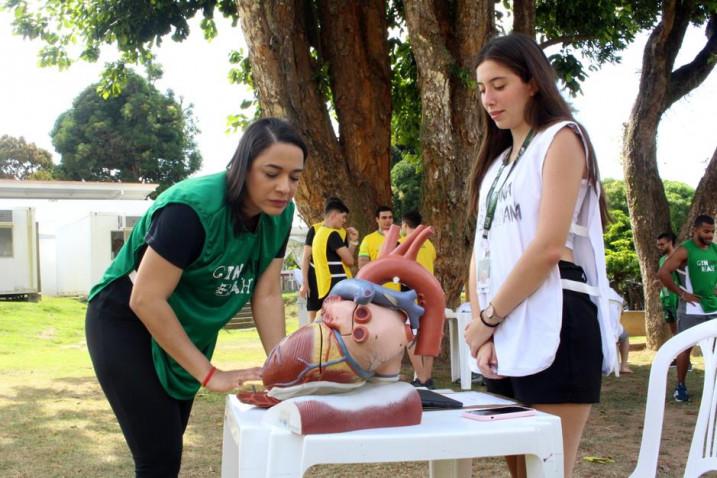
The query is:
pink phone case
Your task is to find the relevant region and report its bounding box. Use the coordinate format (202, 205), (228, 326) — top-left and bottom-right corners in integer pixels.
(462, 406), (536, 421)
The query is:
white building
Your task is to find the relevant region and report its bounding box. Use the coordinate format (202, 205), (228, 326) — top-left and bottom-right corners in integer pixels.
(0, 179), (309, 297)
(0, 179), (156, 297)
(0, 207), (39, 298)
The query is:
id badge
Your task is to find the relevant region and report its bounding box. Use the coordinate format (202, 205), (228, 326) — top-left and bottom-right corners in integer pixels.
(476, 238), (490, 293)
(477, 255), (491, 291)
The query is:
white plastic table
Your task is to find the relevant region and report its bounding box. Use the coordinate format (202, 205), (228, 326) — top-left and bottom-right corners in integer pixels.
(221, 392), (563, 477)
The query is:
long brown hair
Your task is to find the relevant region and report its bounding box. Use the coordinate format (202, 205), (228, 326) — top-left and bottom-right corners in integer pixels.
(467, 33), (608, 225)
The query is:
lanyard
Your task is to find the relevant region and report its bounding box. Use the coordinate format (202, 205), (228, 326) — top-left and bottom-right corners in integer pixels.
(482, 129), (535, 239)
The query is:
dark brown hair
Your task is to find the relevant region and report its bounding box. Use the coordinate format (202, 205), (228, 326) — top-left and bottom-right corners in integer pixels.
(402, 210), (422, 229)
(225, 117), (307, 231)
(694, 214), (715, 228)
(375, 205), (393, 218)
(324, 196), (349, 215)
(467, 33), (608, 225)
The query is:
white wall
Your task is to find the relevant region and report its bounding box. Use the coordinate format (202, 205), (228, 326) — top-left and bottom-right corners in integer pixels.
(89, 213), (121, 290)
(39, 233), (57, 296)
(0, 198), (152, 235)
(56, 212), (124, 296)
(0, 208), (39, 294)
(0, 198), (154, 296)
(0, 199), (307, 296)
(56, 214), (91, 296)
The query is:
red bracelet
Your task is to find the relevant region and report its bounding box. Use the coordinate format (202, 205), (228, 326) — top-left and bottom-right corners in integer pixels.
(202, 365), (217, 387)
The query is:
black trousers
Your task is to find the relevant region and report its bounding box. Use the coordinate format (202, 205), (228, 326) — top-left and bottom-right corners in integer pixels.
(86, 279), (194, 478)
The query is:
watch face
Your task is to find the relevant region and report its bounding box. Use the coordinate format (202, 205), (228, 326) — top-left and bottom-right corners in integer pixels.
(485, 305), (495, 319)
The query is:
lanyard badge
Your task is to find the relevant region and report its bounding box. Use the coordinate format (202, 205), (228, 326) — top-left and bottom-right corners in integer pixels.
(481, 128), (536, 239)
(477, 129), (536, 290)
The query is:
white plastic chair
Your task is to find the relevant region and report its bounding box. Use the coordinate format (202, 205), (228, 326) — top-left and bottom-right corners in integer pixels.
(631, 319), (717, 478)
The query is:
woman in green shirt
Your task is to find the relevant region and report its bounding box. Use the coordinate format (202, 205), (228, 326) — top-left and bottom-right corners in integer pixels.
(85, 117), (306, 477)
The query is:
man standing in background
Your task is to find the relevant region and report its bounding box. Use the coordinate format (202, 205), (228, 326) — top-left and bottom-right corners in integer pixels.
(659, 215), (717, 402)
(358, 206), (399, 291)
(299, 197), (358, 320)
(657, 232), (680, 337)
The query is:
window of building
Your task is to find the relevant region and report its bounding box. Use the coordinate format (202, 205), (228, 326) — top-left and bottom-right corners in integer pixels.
(110, 230), (125, 259)
(0, 226), (12, 258)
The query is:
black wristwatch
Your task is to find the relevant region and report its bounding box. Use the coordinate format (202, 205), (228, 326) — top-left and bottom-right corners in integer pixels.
(480, 303), (504, 328)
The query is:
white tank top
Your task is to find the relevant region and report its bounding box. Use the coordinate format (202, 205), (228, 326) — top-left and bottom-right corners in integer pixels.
(473, 121), (617, 376)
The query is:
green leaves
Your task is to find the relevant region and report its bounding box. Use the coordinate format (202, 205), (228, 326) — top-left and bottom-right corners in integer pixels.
(1, 0), (240, 93)
(389, 36), (420, 154)
(97, 62), (128, 100)
(549, 52), (588, 95)
(537, 0), (661, 95)
(0, 135), (55, 179)
(200, 17), (218, 41)
(603, 178), (694, 306)
(391, 152), (423, 220)
(225, 48), (259, 132)
(51, 70), (202, 193)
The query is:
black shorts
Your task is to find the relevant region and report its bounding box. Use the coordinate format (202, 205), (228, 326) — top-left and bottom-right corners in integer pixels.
(485, 261), (603, 405)
(306, 268), (347, 312)
(663, 305), (677, 324)
(306, 266), (323, 311)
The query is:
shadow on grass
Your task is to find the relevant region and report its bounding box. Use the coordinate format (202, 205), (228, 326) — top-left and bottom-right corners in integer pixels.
(0, 376), (133, 477)
(580, 359), (705, 478)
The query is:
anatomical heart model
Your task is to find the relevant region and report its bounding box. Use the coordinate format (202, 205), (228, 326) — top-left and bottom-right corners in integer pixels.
(238, 225), (446, 434)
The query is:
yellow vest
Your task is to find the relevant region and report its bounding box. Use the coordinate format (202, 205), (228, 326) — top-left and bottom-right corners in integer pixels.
(312, 225), (352, 298)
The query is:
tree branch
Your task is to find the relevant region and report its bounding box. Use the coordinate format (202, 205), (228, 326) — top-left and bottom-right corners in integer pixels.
(666, 14), (717, 109)
(679, 145), (717, 240)
(539, 34), (598, 49)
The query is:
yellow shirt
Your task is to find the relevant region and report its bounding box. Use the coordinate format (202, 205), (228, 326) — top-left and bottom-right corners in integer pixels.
(398, 236), (436, 274)
(358, 230), (385, 261)
(358, 230), (400, 291)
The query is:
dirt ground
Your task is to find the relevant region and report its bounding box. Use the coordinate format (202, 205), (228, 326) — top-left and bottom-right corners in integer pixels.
(0, 333), (711, 477)
(188, 347), (708, 478)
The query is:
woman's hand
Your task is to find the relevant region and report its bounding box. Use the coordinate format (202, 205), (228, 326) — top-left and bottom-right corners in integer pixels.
(464, 318), (495, 358)
(476, 342), (503, 379)
(298, 283), (309, 299)
(204, 366), (263, 393)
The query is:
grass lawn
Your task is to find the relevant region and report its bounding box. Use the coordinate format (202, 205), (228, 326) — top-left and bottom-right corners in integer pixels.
(0, 296), (706, 477)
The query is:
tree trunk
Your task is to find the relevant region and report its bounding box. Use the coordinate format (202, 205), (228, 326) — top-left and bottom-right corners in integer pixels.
(403, 0), (494, 306)
(236, 0), (391, 234)
(680, 146), (717, 240)
(512, 0), (535, 36)
(315, 0), (393, 233)
(622, 3), (717, 349)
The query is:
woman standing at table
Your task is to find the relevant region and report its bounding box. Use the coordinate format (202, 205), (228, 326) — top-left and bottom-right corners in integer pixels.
(85, 117), (306, 477)
(464, 33), (615, 477)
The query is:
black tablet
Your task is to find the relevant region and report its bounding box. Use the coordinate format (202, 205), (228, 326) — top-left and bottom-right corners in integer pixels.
(417, 389), (463, 410)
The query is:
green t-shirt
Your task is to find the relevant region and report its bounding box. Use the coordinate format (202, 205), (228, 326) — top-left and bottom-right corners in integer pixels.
(658, 255), (679, 310)
(683, 239), (717, 313)
(88, 172), (294, 399)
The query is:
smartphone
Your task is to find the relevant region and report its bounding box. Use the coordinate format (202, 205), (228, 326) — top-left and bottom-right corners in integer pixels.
(462, 405), (536, 421)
